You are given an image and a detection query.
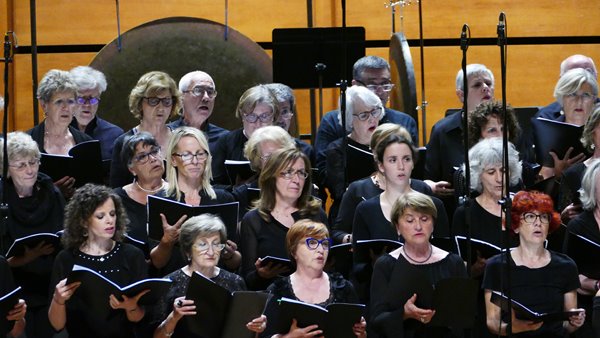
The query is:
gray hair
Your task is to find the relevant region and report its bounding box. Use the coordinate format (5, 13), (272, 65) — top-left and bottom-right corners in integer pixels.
(455, 64), (495, 92)
(463, 138), (521, 193)
(554, 68), (599, 106)
(120, 132), (160, 168)
(264, 83), (295, 108)
(69, 66), (108, 93)
(178, 70), (215, 92)
(579, 159), (600, 211)
(244, 125), (296, 171)
(581, 104), (600, 152)
(0, 132), (40, 176)
(338, 85), (384, 132)
(179, 214), (227, 259)
(352, 56), (390, 81)
(37, 69), (78, 102)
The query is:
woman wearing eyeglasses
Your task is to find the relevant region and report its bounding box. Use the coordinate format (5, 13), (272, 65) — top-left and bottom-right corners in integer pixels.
(153, 214), (267, 338)
(263, 220), (366, 337)
(0, 132), (65, 338)
(211, 85), (280, 186)
(483, 191), (585, 337)
(110, 71), (182, 188)
(152, 127), (238, 276)
(240, 148), (327, 291)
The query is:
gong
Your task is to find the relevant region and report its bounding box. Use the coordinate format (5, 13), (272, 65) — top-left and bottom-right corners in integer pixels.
(90, 17), (273, 132)
(389, 32), (418, 122)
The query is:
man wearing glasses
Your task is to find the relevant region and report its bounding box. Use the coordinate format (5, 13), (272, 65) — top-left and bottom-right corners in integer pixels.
(169, 71), (228, 154)
(69, 66), (124, 161)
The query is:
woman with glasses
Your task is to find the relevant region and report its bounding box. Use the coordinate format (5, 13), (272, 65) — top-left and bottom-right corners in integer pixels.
(0, 132), (65, 338)
(152, 127), (238, 276)
(370, 191), (466, 337)
(483, 190), (584, 337)
(240, 148), (327, 291)
(263, 220), (366, 337)
(110, 71), (182, 188)
(211, 85), (280, 186)
(153, 214), (267, 338)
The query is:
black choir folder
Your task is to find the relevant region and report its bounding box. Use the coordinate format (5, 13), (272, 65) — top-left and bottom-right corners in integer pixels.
(66, 264), (171, 318)
(184, 271), (271, 338)
(531, 117), (585, 167)
(39, 139), (104, 187)
(454, 236), (504, 262)
(490, 291), (583, 323)
(147, 195), (240, 243)
(224, 160), (255, 186)
(272, 297), (365, 338)
(354, 239), (402, 255)
(564, 231), (600, 279)
(259, 256), (294, 272)
(0, 287), (21, 336)
(5, 232), (61, 258)
(346, 143), (375, 183)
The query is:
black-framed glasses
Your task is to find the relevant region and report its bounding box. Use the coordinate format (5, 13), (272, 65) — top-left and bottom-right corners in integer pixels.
(521, 212), (550, 224)
(173, 151), (209, 163)
(133, 146), (161, 164)
(144, 96), (174, 107)
(76, 96), (101, 105)
(8, 159), (41, 171)
(242, 112), (274, 123)
(183, 86), (217, 99)
(194, 241), (225, 252)
(355, 80), (394, 92)
(280, 169), (309, 180)
(353, 106), (383, 121)
(305, 237), (332, 250)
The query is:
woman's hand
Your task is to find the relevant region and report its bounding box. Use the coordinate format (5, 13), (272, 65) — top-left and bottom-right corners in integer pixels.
(255, 259), (290, 279)
(546, 147), (585, 179)
(509, 309), (543, 334)
(160, 213), (187, 246)
(55, 176), (76, 199)
(246, 314), (267, 333)
(172, 297), (196, 320)
(53, 278), (81, 305)
(566, 308), (585, 332)
(282, 318), (322, 337)
(6, 299), (26, 322)
(403, 293), (435, 324)
(352, 316), (367, 338)
(9, 241), (55, 267)
(470, 255), (487, 278)
(109, 289), (149, 322)
(561, 203), (582, 224)
(425, 180), (454, 198)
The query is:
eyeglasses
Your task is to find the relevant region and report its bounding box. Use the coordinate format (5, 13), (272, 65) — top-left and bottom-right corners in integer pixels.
(8, 159), (40, 171)
(76, 96), (101, 105)
(564, 92), (596, 103)
(51, 98), (76, 107)
(133, 146), (161, 164)
(353, 106), (383, 121)
(521, 212), (550, 224)
(280, 169), (309, 180)
(183, 86), (217, 99)
(305, 237), (332, 250)
(173, 151), (209, 163)
(194, 241), (225, 252)
(279, 110), (294, 120)
(242, 112), (274, 123)
(355, 80), (394, 92)
(144, 96), (174, 107)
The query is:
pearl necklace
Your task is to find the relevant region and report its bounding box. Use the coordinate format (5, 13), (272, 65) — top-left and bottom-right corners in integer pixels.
(135, 179), (165, 194)
(402, 244), (433, 264)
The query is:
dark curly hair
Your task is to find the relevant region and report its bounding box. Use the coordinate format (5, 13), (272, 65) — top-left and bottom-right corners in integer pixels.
(509, 190), (561, 235)
(62, 184), (129, 250)
(467, 100), (521, 148)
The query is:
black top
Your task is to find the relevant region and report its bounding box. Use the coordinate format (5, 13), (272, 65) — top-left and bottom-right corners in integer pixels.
(295, 138), (315, 166)
(167, 118), (228, 155)
(482, 251), (580, 338)
(240, 208), (328, 291)
(558, 162), (586, 212)
(153, 268), (246, 338)
(565, 209), (600, 245)
(70, 116), (124, 161)
(370, 253), (467, 338)
(50, 243), (148, 338)
(27, 120), (94, 154)
(211, 128), (248, 185)
(109, 129), (136, 188)
(262, 272), (360, 337)
(113, 187), (152, 244)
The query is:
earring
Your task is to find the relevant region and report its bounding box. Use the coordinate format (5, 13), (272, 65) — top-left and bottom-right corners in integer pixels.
(83, 229), (88, 237)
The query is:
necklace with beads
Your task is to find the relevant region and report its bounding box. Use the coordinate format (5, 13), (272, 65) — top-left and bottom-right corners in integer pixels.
(402, 244), (433, 264)
(135, 179), (165, 194)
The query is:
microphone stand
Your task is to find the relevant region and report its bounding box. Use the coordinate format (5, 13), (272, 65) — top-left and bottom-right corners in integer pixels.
(339, 0), (349, 191)
(496, 12), (513, 338)
(1, 33), (13, 254)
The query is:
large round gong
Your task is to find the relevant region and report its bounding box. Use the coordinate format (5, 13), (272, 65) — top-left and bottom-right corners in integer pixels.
(90, 17), (273, 131)
(389, 32), (417, 122)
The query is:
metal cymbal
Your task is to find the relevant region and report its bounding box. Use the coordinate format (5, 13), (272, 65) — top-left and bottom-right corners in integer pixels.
(389, 32), (417, 122)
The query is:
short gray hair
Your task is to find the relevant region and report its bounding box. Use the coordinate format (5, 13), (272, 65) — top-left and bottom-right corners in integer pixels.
(178, 70), (215, 92)
(69, 66), (107, 93)
(463, 137), (521, 193)
(554, 68), (599, 106)
(243, 125), (295, 171)
(37, 69), (78, 102)
(579, 159), (600, 211)
(455, 64), (495, 92)
(352, 56), (390, 80)
(179, 214), (227, 259)
(264, 83), (295, 108)
(338, 85), (383, 132)
(0, 132), (40, 175)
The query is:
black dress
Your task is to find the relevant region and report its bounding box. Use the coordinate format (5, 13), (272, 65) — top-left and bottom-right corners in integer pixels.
(50, 243), (148, 338)
(0, 256), (17, 337)
(239, 208), (328, 291)
(370, 253), (467, 338)
(482, 251), (580, 338)
(153, 268), (246, 338)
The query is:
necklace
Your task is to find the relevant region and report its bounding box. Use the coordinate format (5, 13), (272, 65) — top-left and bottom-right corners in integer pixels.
(402, 244), (433, 264)
(135, 179), (165, 194)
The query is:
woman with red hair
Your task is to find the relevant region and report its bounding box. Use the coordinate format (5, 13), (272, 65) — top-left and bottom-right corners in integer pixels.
(483, 190), (585, 337)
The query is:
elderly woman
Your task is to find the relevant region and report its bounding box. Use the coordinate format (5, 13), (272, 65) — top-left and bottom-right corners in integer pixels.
(324, 85), (384, 220)
(212, 85), (280, 185)
(233, 125), (296, 218)
(69, 66), (124, 161)
(263, 220), (366, 337)
(110, 71), (182, 188)
(240, 148), (327, 291)
(49, 184), (149, 338)
(0, 132), (65, 338)
(153, 214), (266, 338)
(152, 127), (237, 275)
(0, 256), (27, 337)
(370, 191), (467, 337)
(484, 191), (584, 337)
